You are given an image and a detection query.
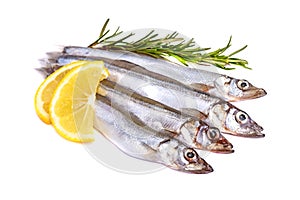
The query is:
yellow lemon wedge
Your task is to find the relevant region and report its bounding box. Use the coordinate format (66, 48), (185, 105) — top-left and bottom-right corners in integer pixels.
(35, 61), (89, 124)
(49, 61), (109, 143)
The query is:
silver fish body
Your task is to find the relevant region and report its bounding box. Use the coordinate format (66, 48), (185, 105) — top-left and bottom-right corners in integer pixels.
(99, 79), (233, 153)
(46, 54), (264, 138)
(94, 95), (213, 174)
(63, 46), (267, 101)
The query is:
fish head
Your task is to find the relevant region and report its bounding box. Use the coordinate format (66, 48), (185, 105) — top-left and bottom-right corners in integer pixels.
(200, 126), (234, 153)
(214, 76), (267, 101)
(209, 102), (264, 138)
(171, 146), (213, 174)
(182, 120), (234, 153)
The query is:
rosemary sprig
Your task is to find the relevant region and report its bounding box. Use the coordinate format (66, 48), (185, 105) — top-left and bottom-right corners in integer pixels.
(89, 19), (250, 70)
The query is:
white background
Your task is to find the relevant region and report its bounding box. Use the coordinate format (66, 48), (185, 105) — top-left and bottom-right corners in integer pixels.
(0, 0), (299, 199)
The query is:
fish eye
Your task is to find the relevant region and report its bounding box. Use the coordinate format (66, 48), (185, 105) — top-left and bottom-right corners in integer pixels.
(187, 152), (195, 158)
(184, 148), (197, 163)
(235, 111), (249, 124)
(207, 128), (220, 140)
(237, 80), (250, 90)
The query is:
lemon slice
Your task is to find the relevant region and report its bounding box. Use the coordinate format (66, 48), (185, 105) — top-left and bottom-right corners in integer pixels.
(34, 61), (88, 124)
(49, 61), (109, 143)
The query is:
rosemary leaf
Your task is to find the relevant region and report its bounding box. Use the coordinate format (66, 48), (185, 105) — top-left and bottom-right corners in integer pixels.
(88, 19), (251, 70)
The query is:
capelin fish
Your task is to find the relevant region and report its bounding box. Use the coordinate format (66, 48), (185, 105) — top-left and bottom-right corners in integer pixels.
(45, 54), (265, 138)
(94, 95), (213, 174)
(44, 56), (265, 138)
(99, 79), (234, 153)
(62, 46), (267, 102)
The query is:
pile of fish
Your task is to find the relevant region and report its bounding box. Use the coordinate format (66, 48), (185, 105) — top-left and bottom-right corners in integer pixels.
(39, 46), (267, 174)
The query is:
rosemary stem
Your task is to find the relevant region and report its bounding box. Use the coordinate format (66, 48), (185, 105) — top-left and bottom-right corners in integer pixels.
(88, 19), (250, 70)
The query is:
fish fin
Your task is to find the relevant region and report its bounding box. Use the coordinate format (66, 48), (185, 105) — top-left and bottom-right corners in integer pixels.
(139, 142), (158, 159)
(181, 108), (208, 120)
(189, 83), (214, 92)
(35, 67), (52, 78)
(140, 141), (157, 152)
(46, 51), (64, 60)
(160, 129), (178, 138)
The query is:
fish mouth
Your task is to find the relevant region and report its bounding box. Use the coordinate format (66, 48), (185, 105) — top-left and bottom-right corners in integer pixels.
(185, 164), (214, 174)
(244, 123), (265, 138)
(253, 88), (267, 98)
(224, 130), (265, 138)
(233, 128), (265, 138)
(231, 88), (267, 101)
(209, 145), (234, 154)
(244, 88), (267, 100)
(201, 164), (214, 174)
(184, 160), (214, 174)
(208, 140), (234, 154)
(243, 131), (265, 138)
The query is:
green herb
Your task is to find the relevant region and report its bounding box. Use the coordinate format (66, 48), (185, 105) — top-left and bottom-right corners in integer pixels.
(89, 19), (250, 70)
